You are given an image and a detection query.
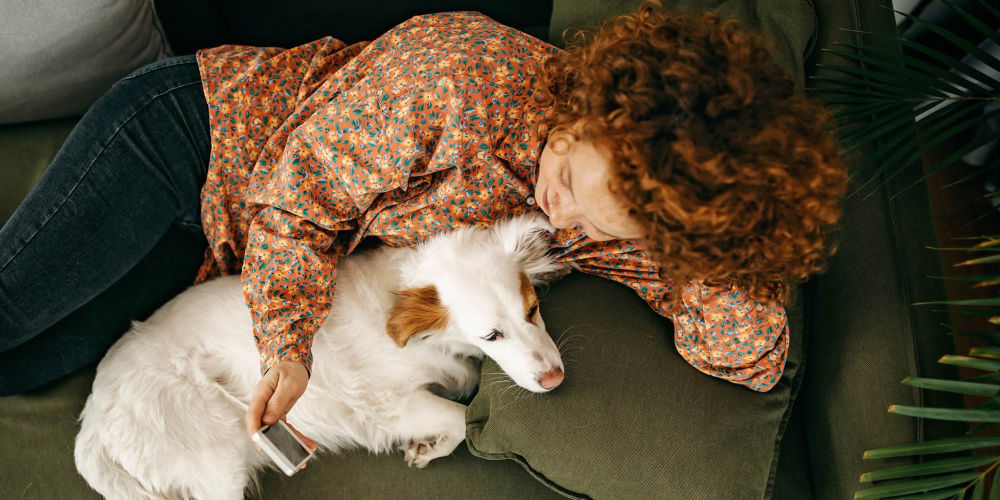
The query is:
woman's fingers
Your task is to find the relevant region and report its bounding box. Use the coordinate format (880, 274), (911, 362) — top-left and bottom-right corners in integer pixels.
(262, 364), (307, 425)
(282, 419), (319, 452)
(246, 370), (278, 438)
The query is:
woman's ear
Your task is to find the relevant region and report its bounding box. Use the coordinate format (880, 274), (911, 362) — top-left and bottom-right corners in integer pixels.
(491, 213), (573, 285)
(385, 286), (449, 347)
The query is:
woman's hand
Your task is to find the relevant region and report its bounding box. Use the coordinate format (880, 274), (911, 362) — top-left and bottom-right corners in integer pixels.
(245, 361), (318, 454)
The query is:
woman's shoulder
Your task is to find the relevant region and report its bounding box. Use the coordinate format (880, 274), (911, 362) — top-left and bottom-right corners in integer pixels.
(376, 11), (560, 63)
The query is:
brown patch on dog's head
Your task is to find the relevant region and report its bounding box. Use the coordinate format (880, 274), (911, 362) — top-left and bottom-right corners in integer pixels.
(386, 285), (450, 347)
(519, 271), (539, 324)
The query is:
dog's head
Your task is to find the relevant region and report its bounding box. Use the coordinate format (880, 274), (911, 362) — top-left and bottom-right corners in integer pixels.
(386, 213), (571, 393)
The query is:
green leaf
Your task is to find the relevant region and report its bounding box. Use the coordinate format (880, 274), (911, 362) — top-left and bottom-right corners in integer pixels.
(845, 99), (983, 197)
(843, 29), (999, 98)
(972, 397), (1000, 411)
(898, 10), (1000, 75)
(927, 246), (1000, 253)
(898, 132), (1000, 199)
(812, 65), (946, 98)
(851, 106), (1000, 200)
(902, 377), (1000, 397)
(864, 435), (1000, 459)
(860, 455), (999, 482)
(958, 254), (1000, 267)
(966, 373), (1000, 384)
(913, 297), (1000, 307)
(954, 330), (1000, 344)
(941, 156), (1000, 189)
(832, 101), (904, 124)
(968, 399), (1000, 433)
(976, 0), (1000, 19)
(952, 235), (1000, 241)
(889, 405), (1000, 423)
(810, 75), (920, 99)
(971, 348), (1000, 359)
(929, 275), (1000, 283)
(890, 486), (973, 499)
(992, 463), (1000, 500)
(853, 471), (979, 499)
(940, 0), (1000, 53)
(836, 103), (927, 153)
(831, 41), (993, 96)
(938, 355), (1000, 371)
(947, 309), (1000, 317)
(968, 422), (1000, 435)
(975, 476), (986, 500)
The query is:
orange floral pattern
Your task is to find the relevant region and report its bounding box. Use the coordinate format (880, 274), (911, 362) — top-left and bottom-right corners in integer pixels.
(193, 12), (788, 391)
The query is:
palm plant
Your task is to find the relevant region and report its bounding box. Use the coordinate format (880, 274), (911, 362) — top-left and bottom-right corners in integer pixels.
(812, 1), (1000, 499)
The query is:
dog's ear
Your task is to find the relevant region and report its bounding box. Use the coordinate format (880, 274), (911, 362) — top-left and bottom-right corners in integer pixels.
(386, 285), (449, 347)
(491, 213), (572, 285)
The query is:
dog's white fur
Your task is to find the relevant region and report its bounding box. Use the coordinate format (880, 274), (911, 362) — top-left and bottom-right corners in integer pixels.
(75, 213), (571, 499)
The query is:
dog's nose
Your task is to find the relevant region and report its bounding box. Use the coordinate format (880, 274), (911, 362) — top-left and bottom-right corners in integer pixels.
(538, 367), (564, 390)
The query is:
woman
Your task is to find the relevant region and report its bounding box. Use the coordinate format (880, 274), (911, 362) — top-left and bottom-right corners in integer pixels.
(0, 1), (846, 453)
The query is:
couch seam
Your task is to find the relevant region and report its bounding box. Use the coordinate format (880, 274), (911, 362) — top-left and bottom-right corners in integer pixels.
(761, 283), (809, 500)
(464, 425), (590, 500)
(848, 0), (925, 442)
(0, 81), (202, 275)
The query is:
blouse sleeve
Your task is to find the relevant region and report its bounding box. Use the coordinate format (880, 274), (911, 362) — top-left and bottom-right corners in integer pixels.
(568, 239), (788, 392)
(242, 205), (345, 374)
(240, 50), (470, 375)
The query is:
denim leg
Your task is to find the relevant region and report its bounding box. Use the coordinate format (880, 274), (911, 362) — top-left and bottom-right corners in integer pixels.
(0, 55), (210, 355)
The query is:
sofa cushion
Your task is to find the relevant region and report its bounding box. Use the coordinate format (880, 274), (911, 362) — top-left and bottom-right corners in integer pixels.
(462, 2), (814, 498)
(548, 0), (816, 88)
(0, 369), (564, 500)
(798, 1), (967, 498)
(465, 272), (806, 499)
(0, 118), (77, 226)
(155, 0), (553, 55)
(0, 0), (171, 124)
(0, 222), (565, 500)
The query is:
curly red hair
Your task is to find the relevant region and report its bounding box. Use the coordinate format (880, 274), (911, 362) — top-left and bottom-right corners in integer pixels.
(534, 1), (848, 311)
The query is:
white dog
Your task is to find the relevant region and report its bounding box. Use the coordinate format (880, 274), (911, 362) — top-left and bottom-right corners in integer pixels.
(75, 213), (571, 499)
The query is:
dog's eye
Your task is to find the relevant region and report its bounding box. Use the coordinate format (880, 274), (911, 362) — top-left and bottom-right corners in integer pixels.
(484, 329), (504, 341)
(526, 303), (538, 321)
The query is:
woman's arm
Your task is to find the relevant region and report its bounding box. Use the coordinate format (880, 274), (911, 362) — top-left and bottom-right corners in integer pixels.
(240, 204), (347, 440)
(563, 237), (788, 392)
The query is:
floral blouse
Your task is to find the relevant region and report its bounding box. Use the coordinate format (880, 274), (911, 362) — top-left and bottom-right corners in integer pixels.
(192, 11), (789, 392)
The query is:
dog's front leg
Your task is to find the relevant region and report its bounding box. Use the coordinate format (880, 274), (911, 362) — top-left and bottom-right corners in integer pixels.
(391, 390), (467, 469)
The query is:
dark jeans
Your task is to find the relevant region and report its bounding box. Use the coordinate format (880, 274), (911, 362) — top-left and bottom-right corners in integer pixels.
(0, 55), (211, 395)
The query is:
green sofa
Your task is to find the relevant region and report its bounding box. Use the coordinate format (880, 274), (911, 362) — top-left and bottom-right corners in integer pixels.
(0, 1), (965, 498)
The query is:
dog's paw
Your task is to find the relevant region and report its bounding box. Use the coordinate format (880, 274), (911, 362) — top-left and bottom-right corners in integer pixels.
(402, 435), (449, 469)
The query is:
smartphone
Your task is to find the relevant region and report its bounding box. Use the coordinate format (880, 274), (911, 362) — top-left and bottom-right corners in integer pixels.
(251, 420), (315, 476)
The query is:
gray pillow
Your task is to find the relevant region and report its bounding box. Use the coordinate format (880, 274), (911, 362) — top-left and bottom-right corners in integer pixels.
(0, 0), (172, 124)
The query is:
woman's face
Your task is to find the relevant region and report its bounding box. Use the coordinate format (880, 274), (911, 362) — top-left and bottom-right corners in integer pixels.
(533, 133), (646, 242)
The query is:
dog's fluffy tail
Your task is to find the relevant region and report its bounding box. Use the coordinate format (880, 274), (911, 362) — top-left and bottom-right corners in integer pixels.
(75, 394), (162, 500)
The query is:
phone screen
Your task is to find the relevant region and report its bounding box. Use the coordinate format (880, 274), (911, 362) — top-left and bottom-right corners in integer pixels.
(262, 423), (310, 465)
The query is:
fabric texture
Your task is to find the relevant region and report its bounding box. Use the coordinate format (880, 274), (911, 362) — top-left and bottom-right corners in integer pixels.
(549, 0), (815, 89)
(0, 0), (172, 124)
(797, 1), (967, 498)
(193, 11), (790, 390)
(460, 2), (815, 498)
(0, 364), (563, 500)
(0, 56), (211, 394)
(156, 0), (553, 55)
(465, 272), (806, 499)
(0, 117), (78, 225)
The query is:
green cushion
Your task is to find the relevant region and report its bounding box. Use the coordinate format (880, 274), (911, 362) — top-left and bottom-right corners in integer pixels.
(465, 272), (805, 498)
(458, 2), (814, 497)
(548, 0), (816, 89)
(0, 367), (564, 499)
(0, 117), (78, 227)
